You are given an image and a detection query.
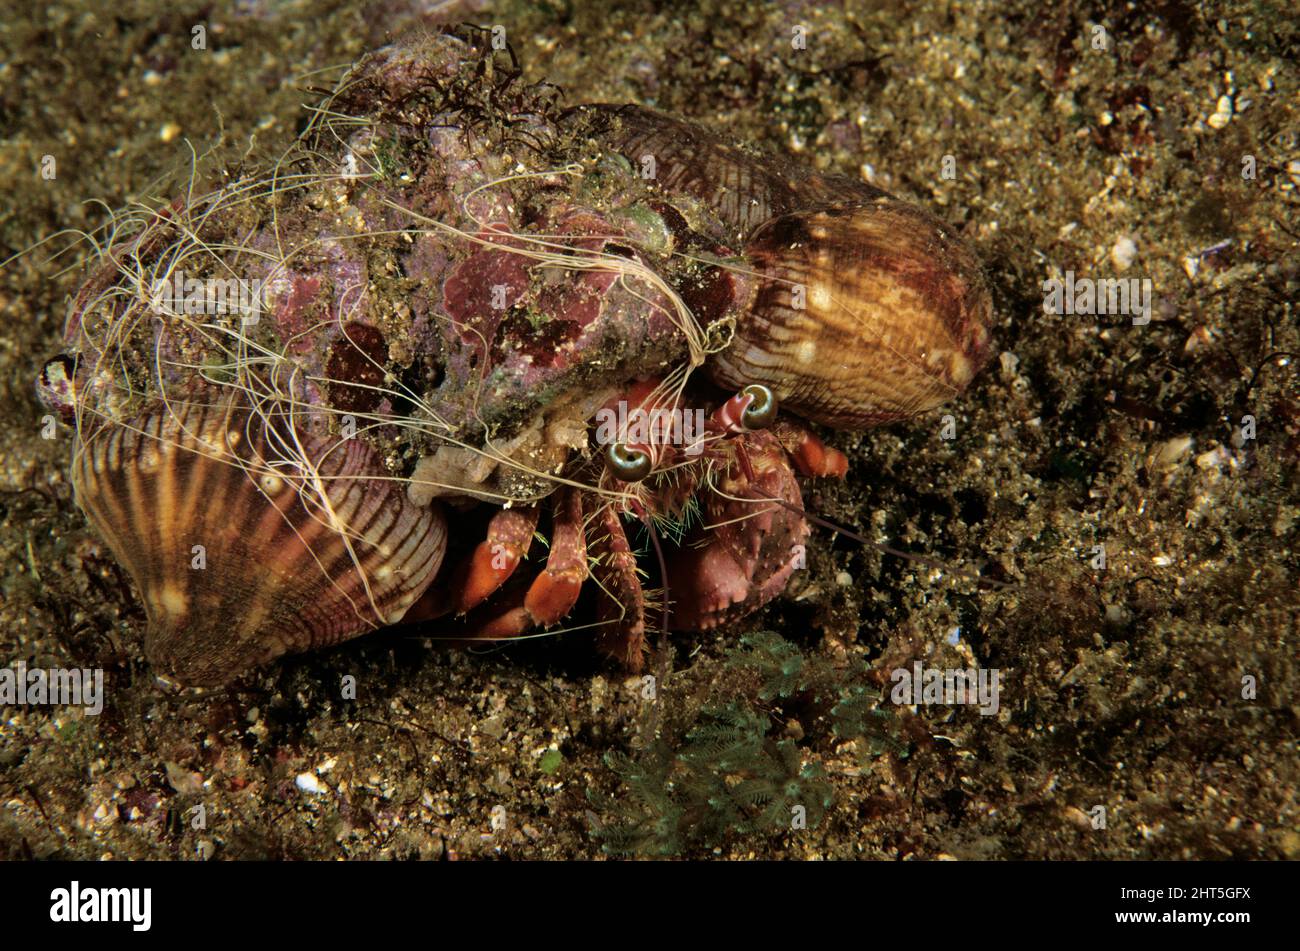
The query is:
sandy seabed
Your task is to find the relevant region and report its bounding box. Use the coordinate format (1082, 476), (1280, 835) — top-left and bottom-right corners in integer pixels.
(0, 0), (1295, 860)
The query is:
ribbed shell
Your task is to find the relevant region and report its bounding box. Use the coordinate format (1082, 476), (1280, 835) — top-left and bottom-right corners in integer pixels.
(565, 103), (889, 243)
(710, 199), (993, 428)
(71, 394), (446, 686)
(570, 103), (993, 428)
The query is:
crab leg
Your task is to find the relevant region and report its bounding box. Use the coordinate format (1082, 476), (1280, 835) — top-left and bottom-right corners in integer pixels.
(450, 504), (541, 614)
(523, 488), (588, 626)
(772, 419), (849, 478)
(432, 490), (589, 641)
(590, 502), (647, 670)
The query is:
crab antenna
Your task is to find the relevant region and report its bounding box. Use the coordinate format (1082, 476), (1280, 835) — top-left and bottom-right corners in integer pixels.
(769, 497), (1017, 593)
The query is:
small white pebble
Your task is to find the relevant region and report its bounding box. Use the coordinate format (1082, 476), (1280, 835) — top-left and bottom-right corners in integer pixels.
(295, 773), (324, 795)
(835, 571), (853, 587)
(1196, 447), (1228, 470)
(1152, 554), (1173, 567)
(1153, 435), (1193, 469)
(340, 150), (360, 179)
(1207, 95), (1233, 129)
(159, 121), (181, 143)
(1111, 236), (1138, 271)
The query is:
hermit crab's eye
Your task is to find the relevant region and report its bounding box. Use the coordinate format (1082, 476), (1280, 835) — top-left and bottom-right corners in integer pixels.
(740, 384), (777, 430)
(604, 442), (653, 482)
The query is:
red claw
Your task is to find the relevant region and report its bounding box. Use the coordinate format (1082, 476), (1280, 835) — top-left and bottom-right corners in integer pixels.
(775, 420), (849, 478)
(451, 506), (540, 614)
(522, 490), (587, 626)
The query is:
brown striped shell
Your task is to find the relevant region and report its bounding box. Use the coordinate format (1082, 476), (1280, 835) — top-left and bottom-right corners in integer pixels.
(568, 104), (994, 428)
(716, 198), (993, 428)
(565, 103), (891, 243)
(71, 393), (446, 686)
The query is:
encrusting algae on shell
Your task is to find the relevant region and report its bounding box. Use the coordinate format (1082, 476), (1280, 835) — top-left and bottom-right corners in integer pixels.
(36, 27), (993, 686)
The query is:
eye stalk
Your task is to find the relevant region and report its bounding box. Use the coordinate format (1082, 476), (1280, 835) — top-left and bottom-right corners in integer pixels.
(740, 384), (777, 430)
(604, 441), (653, 482)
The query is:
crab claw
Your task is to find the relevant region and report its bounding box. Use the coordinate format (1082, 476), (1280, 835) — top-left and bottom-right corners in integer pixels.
(774, 420), (849, 478)
(665, 429), (813, 630)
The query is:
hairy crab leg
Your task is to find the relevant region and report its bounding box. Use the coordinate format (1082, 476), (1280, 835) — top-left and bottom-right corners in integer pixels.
(590, 502), (647, 670)
(441, 489), (591, 641)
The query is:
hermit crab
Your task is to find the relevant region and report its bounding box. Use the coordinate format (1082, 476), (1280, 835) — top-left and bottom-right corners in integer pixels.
(38, 30), (992, 687)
